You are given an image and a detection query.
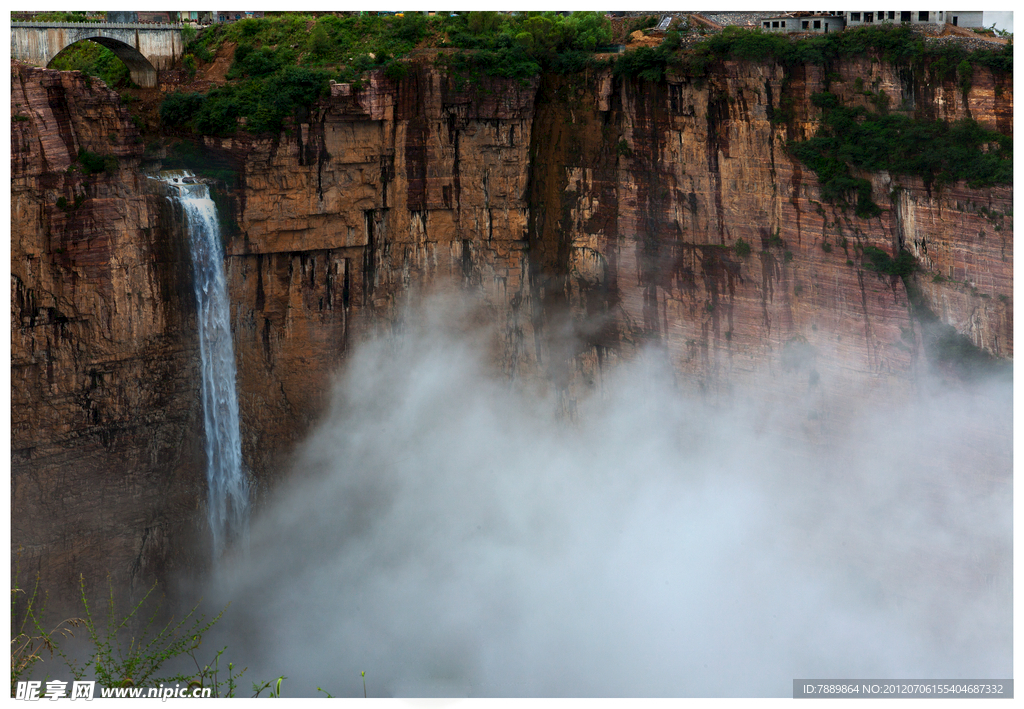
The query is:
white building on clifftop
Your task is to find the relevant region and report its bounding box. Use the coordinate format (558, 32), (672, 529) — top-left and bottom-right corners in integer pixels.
(762, 13), (846, 33)
(844, 10), (984, 28)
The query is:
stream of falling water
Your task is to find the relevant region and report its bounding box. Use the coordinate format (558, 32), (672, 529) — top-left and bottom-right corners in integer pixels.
(160, 171), (249, 556)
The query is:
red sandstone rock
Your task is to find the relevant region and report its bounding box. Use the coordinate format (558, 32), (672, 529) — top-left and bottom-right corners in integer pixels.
(9, 53), (1012, 610)
(11, 63), (207, 609)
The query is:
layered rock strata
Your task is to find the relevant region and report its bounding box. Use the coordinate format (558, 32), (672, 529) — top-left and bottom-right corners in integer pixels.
(525, 60), (1011, 416)
(215, 66), (540, 478)
(11, 63), (206, 605)
(9, 52), (1012, 607)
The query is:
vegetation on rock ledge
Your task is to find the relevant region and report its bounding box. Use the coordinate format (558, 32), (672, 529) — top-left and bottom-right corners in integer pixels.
(50, 42), (130, 89)
(151, 15), (1012, 146)
(612, 23), (1012, 81)
(788, 91), (1012, 217)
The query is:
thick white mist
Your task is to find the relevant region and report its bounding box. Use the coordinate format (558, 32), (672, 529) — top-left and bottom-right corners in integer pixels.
(206, 296), (1010, 697)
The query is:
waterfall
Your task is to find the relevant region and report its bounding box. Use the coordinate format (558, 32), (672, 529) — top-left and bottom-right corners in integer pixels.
(160, 171), (249, 556)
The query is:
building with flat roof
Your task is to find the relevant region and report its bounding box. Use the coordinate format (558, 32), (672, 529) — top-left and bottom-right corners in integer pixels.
(762, 13), (846, 33)
(844, 10), (984, 28)
(947, 11), (984, 28)
(845, 10), (937, 26)
(214, 11), (265, 23)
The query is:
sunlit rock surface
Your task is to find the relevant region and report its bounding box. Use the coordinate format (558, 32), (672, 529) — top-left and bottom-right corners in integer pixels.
(9, 54), (1011, 609)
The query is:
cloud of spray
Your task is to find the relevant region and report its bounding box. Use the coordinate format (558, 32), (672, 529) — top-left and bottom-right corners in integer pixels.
(206, 295), (1011, 697)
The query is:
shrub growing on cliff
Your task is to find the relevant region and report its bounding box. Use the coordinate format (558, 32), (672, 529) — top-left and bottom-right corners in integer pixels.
(790, 92), (1011, 217)
(256, 66), (332, 128)
(166, 65), (332, 137)
(49, 40), (130, 89)
(678, 24), (1013, 81)
(613, 45), (671, 82)
(227, 45), (295, 80)
(707, 26), (794, 63)
(76, 149), (117, 176)
(862, 246), (917, 277)
(550, 50), (606, 75)
(437, 11), (611, 79)
(562, 11), (614, 52)
(308, 23), (332, 60)
(27, 11), (100, 23)
(439, 47), (540, 85)
(383, 59), (408, 82)
(189, 86), (245, 135)
(956, 59), (974, 93)
(159, 92), (206, 128)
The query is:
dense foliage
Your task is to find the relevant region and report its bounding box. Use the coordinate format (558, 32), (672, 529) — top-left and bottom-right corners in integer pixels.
(49, 41), (131, 89)
(163, 13), (426, 135)
(160, 66), (331, 135)
(444, 11), (612, 56)
(185, 12), (431, 73)
(76, 149), (118, 175)
(162, 12), (615, 134)
(439, 47), (541, 84)
(189, 11), (613, 81)
(696, 23), (1012, 75)
(432, 11), (615, 80)
(159, 92), (205, 126)
(614, 23), (1013, 82)
(158, 15), (1012, 139)
(861, 246), (917, 276)
(613, 42), (674, 82)
(789, 92), (1012, 216)
(23, 11), (100, 23)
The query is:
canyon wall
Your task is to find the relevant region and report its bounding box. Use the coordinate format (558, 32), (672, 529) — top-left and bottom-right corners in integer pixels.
(525, 58), (1012, 418)
(9, 53), (1012, 606)
(218, 68), (540, 479)
(11, 63), (207, 603)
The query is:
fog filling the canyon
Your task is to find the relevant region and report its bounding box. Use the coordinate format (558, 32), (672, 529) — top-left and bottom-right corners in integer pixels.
(205, 296), (1011, 697)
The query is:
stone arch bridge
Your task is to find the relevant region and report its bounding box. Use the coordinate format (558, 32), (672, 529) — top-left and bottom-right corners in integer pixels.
(11, 21), (184, 88)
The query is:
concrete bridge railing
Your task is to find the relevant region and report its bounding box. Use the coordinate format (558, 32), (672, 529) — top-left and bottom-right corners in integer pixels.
(12, 22), (185, 29)
(11, 22), (184, 88)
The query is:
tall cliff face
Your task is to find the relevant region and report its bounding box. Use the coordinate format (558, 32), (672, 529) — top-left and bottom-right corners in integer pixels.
(11, 63), (207, 602)
(9, 53), (1012, 602)
(524, 59), (1011, 414)
(210, 66), (540, 478)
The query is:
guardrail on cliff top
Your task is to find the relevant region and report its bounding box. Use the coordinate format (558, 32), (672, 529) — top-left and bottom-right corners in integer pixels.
(11, 21), (184, 29)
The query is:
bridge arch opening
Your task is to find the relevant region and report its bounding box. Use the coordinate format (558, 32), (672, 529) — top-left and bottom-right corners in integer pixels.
(47, 37), (157, 88)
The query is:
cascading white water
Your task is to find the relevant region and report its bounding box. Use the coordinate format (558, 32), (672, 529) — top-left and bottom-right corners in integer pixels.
(159, 171), (249, 556)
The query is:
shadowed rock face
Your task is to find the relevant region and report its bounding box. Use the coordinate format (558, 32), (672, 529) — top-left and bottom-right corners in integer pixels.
(11, 63), (206, 607)
(519, 63), (1011, 411)
(9, 54), (1011, 611)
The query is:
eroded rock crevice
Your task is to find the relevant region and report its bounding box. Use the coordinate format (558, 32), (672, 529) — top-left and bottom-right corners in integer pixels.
(10, 56), (1012, 607)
